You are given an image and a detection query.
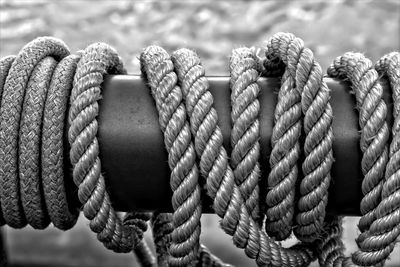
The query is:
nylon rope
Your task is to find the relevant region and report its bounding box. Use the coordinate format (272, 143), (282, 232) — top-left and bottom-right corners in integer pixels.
(0, 33), (398, 267)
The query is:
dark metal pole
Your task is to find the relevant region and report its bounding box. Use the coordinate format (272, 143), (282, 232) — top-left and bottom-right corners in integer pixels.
(95, 75), (392, 216)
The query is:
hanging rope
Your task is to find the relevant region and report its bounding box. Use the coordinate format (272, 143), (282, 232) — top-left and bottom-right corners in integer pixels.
(0, 34), (399, 267)
(229, 47), (262, 223)
(140, 45), (203, 266)
(313, 51), (399, 267)
(170, 47), (316, 267)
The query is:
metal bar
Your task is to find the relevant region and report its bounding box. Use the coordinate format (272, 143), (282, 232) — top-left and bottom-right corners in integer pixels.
(94, 75), (392, 216)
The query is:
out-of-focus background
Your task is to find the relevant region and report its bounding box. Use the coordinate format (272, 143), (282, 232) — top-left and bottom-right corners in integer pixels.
(0, 0), (399, 266)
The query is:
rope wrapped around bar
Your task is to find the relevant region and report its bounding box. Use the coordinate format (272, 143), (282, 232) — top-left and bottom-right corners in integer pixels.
(0, 33), (398, 267)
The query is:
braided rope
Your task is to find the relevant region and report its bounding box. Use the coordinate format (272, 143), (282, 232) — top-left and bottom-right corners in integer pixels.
(197, 245), (234, 267)
(42, 54), (80, 230)
(171, 47), (316, 267)
(68, 42), (141, 252)
(0, 55), (16, 227)
(264, 32), (334, 242)
(140, 45), (202, 266)
(229, 47), (261, 223)
(0, 37), (69, 228)
(374, 53), (400, 261)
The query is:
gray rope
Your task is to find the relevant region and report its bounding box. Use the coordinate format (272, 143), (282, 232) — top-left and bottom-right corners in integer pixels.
(42, 54), (81, 230)
(124, 212), (157, 267)
(0, 55), (16, 227)
(19, 56), (57, 229)
(0, 37), (70, 228)
(229, 47), (261, 223)
(171, 47), (316, 267)
(264, 68), (300, 240)
(325, 52), (390, 266)
(1, 35), (399, 267)
(68, 42), (141, 252)
(373, 53), (400, 263)
(0, 55), (15, 103)
(264, 32), (334, 242)
(140, 45), (202, 266)
(151, 212), (174, 267)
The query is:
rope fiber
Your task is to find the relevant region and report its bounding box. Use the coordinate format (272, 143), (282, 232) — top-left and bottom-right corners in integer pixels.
(0, 33), (398, 267)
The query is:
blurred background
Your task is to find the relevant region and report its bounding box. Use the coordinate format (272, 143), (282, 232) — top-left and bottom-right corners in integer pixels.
(0, 0), (399, 266)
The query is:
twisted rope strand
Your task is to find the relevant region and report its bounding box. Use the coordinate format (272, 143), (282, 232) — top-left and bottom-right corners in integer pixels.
(0, 37), (69, 228)
(374, 53), (400, 254)
(151, 212), (174, 267)
(229, 47), (262, 223)
(327, 52), (390, 266)
(140, 45), (202, 266)
(171, 47), (316, 267)
(68, 42), (140, 252)
(265, 69), (300, 241)
(328, 53), (389, 237)
(264, 32), (334, 242)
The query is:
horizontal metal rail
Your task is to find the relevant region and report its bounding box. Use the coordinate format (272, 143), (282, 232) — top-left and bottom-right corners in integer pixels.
(83, 75), (392, 216)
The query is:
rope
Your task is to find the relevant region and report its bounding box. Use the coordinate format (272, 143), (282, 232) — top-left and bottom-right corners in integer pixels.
(0, 37), (69, 228)
(0, 35), (399, 267)
(374, 52), (400, 264)
(140, 45), (203, 266)
(263, 32), (333, 242)
(19, 56), (57, 229)
(0, 55), (16, 227)
(313, 51), (399, 267)
(124, 212), (157, 267)
(229, 47), (262, 223)
(170, 47), (316, 267)
(68, 42), (143, 253)
(42, 54), (80, 230)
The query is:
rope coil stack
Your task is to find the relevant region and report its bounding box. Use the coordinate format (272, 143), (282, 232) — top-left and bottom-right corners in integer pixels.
(0, 33), (399, 267)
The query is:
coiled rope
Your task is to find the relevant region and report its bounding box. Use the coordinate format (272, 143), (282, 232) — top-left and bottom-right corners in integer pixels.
(0, 33), (398, 267)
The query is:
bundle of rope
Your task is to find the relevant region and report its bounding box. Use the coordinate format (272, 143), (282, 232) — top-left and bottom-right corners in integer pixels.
(0, 32), (398, 267)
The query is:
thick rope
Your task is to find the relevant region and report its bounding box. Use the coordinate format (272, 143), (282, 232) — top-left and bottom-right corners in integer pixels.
(151, 212), (174, 267)
(0, 37), (69, 228)
(68, 42), (142, 252)
(42, 54), (80, 230)
(373, 52), (400, 263)
(140, 45), (202, 266)
(263, 32), (334, 242)
(171, 47), (316, 267)
(229, 47), (262, 223)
